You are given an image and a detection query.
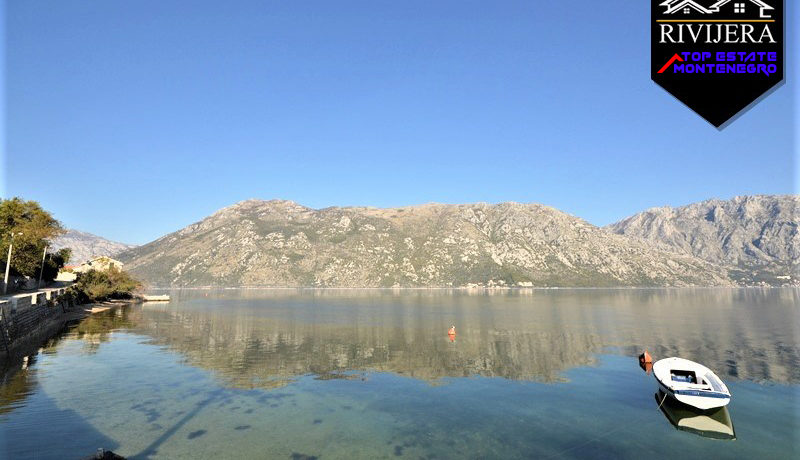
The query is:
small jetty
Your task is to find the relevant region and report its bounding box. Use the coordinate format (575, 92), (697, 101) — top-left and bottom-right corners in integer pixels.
(142, 294), (170, 302)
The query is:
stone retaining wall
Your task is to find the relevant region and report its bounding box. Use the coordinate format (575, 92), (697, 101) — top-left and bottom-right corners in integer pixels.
(0, 288), (72, 355)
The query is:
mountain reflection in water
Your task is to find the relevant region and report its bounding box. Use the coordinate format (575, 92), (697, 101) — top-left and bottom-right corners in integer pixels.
(57, 288), (799, 390)
(0, 289), (797, 459)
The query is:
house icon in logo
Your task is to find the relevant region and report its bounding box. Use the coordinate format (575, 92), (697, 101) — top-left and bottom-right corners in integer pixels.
(660, 0), (713, 15)
(660, 0), (774, 18)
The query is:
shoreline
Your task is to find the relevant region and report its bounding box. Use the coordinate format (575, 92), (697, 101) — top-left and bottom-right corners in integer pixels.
(141, 285), (799, 291)
(84, 299), (140, 314)
(0, 298), (139, 361)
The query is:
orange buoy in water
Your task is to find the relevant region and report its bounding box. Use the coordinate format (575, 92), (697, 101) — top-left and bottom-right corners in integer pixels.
(448, 325), (456, 336)
(638, 350), (653, 373)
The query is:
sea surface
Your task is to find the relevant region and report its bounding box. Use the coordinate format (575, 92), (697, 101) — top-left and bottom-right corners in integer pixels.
(0, 288), (797, 459)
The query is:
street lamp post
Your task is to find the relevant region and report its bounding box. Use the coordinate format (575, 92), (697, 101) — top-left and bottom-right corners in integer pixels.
(3, 232), (23, 295)
(38, 245), (48, 288)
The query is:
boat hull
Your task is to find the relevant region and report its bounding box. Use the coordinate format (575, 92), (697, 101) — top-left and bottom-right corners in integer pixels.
(657, 376), (730, 410)
(653, 357), (731, 411)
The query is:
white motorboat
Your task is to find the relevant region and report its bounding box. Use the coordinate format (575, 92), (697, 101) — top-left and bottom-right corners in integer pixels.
(653, 357), (731, 410)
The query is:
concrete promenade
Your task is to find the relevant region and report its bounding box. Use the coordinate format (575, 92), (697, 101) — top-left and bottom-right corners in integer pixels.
(0, 283), (75, 357)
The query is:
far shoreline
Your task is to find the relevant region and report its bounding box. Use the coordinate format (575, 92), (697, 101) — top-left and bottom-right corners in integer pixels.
(140, 285), (798, 291)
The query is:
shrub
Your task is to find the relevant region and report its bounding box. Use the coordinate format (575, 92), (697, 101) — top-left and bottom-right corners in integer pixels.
(72, 267), (142, 302)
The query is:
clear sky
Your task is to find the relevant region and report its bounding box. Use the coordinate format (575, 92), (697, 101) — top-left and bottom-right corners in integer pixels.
(3, 0), (796, 245)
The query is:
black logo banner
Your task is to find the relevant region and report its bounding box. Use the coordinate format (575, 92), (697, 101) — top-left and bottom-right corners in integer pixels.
(651, 0), (784, 127)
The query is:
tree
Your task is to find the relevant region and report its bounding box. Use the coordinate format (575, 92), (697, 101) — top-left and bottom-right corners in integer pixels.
(41, 248), (72, 282)
(0, 197), (65, 280)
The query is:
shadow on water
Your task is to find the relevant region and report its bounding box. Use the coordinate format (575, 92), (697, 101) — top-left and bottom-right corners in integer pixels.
(1, 305), (227, 459)
(0, 317), (130, 459)
(0, 389), (120, 460)
(0, 321), (83, 418)
(0, 306), (140, 419)
(655, 391), (736, 440)
(129, 388), (226, 459)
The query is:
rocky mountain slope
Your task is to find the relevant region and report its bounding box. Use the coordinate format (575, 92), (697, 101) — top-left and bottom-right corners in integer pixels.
(607, 195), (798, 284)
(51, 229), (135, 264)
(117, 199), (733, 287)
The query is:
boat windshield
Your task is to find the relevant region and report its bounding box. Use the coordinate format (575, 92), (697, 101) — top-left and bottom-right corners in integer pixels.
(704, 372), (725, 392)
(670, 369), (697, 384)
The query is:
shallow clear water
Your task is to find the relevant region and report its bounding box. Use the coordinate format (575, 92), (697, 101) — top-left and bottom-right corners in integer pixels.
(0, 288), (798, 459)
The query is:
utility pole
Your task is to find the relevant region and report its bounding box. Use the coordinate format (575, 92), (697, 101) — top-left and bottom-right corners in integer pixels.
(38, 245), (48, 288)
(3, 232), (22, 295)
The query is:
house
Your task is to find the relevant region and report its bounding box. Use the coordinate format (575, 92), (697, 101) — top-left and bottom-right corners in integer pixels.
(56, 270), (77, 282)
(72, 256), (124, 273)
(660, 0), (714, 14)
(709, 0), (774, 18)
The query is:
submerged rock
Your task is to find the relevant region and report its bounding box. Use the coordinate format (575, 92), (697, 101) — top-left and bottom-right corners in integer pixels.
(81, 448), (125, 460)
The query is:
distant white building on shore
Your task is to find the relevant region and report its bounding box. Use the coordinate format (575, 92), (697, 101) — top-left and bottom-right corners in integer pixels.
(58, 256), (124, 281)
(67, 256), (125, 275)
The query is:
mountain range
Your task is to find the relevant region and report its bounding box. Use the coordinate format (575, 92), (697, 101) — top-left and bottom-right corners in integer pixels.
(112, 195), (797, 288)
(607, 195), (797, 285)
(51, 229), (135, 265)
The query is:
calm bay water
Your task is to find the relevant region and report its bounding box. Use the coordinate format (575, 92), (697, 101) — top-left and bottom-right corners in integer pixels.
(0, 288), (797, 459)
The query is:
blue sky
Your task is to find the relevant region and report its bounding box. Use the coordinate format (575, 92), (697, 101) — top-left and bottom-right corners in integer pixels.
(3, 0), (796, 245)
